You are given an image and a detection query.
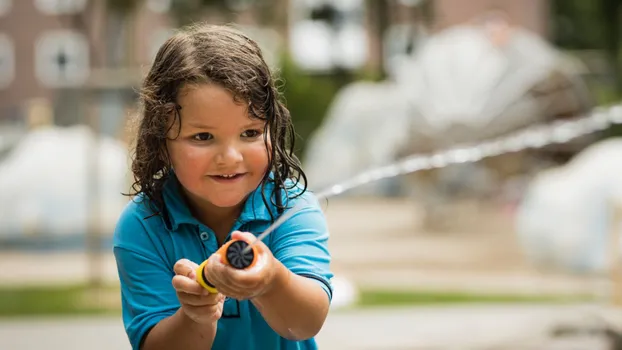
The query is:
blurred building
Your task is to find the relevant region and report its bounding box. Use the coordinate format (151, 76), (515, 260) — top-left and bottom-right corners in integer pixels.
(0, 0), (172, 136)
(288, 0), (550, 77)
(0, 0), (550, 132)
(0, 0), (288, 136)
(432, 0), (549, 36)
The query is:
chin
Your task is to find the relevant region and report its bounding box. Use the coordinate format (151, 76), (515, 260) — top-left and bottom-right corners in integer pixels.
(209, 195), (247, 209)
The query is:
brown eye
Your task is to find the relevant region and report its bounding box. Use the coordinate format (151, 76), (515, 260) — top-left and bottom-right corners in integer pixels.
(192, 133), (213, 141)
(241, 129), (261, 138)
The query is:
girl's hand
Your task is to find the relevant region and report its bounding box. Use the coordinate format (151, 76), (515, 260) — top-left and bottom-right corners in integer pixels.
(172, 258), (225, 325)
(205, 231), (279, 300)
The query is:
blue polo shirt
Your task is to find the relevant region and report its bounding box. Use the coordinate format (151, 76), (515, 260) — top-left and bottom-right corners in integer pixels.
(113, 175), (333, 350)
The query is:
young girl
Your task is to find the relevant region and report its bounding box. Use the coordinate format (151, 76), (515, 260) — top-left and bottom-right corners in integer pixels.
(113, 23), (333, 350)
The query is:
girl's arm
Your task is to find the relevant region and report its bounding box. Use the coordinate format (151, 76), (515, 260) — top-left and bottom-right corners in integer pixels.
(251, 260), (330, 340)
(114, 204), (220, 350)
(141, 309), (217, 350)
(143, 259), (224, 350)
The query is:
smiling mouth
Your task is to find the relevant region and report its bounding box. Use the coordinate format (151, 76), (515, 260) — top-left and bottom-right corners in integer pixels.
(210, 173), (246, 181)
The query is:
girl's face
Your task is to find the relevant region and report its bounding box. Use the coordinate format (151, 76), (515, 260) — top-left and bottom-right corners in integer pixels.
(166, 84), (270, 212)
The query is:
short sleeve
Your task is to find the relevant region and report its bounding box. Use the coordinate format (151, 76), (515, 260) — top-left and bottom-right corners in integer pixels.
(113, 202), (180, 350)
(270, 191), (334, 302)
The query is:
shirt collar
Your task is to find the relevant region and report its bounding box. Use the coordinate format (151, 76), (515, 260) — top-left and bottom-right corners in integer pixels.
(162, 173), (277, 231)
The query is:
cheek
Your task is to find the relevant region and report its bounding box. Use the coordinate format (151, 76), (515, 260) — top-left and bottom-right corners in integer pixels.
(247, 142), (270, 172)
(167, 141), (213, 171)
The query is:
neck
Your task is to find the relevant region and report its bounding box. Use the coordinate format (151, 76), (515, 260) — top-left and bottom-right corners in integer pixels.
(181, 190), (243, 245)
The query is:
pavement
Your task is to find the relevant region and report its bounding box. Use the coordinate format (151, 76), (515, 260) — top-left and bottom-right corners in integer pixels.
(0, 251), (610, 294)
(1, 198), (622, 349)
(0, 198), (614, 298)
(2, 304), (622, 350)
(0, 199), (622, 350)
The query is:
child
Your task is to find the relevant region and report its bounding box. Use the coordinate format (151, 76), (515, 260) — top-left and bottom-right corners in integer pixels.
(113, 23), (333, 350)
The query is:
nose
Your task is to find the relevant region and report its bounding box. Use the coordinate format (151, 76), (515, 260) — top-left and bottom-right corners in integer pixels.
(215, 143), (243, 166)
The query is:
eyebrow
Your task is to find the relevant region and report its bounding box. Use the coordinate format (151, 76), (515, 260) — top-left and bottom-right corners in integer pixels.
(186, 121), (265, 130)
(186, 122), (215, 130)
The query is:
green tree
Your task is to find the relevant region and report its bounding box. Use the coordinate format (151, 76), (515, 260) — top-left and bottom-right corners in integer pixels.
(552, 0), (622, 136)
(551, 0), (622, 92)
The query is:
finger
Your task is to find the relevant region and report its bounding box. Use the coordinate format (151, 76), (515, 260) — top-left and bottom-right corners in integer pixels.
(178, 291), (224, 306)
(231, 231), (270, 255)
(172, 275), (207, 296)
(208, 282), (243, 300)
(205, 254), (256, 296)
(209, 253), (255, 288)
(230, 231), (256, 243)
(174, 259), (200, 279)
(228, 266), (264, 289)
(211, 260), (264, 295)
(230, 231), (266, 253)
(205, 254), (229, 288)
(243, 249), (269, 274)
(230, 231), (263, 251)
(206, 264), (261, 300)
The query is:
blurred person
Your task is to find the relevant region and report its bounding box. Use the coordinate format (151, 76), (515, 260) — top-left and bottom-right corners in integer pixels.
(113, 23), (333, 350)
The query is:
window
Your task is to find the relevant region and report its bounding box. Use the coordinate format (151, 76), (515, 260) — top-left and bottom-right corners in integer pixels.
(149, 28), (173, 63)
(289, 0), (368, 72)
(34, 0), (87, 15)
(146, 0), (171, 13)
(34, 30), (90, 88)
(0, 0), (11, 17)
(0, 34), (14, 89)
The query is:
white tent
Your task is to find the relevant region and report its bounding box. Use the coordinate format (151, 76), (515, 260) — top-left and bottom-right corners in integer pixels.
(0, 125), (130, 239)
(303, 81), (413, 194)
(515, 138), (622, 274)
(395, 24), (586, 148)
(303, 20), (592, 230)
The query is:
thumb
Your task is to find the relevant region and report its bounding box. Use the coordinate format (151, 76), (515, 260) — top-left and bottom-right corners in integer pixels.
(174, 258), (200, 279)
(231, 231), (258, 245)
(231, 231), (267, 255)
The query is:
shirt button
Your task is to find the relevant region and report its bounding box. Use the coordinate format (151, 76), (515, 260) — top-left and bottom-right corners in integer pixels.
(200, 232), (209, 241)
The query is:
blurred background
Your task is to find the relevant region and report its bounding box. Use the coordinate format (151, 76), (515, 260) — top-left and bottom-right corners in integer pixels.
(3, 0), (622, 349)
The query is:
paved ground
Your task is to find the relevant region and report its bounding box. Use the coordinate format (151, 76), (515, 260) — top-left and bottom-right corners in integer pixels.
(2, 304), (622, 350)
(0, 198), (613, 298)
(1, 199), (622, 349)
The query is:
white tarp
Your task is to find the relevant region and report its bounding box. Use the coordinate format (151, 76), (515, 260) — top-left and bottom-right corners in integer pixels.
(395, 24), (564, 146)
(303, 22), (589, 196)
(0, 125), (130, 238)
(515, 138), (622, 274)
(303, 81), (413, 193)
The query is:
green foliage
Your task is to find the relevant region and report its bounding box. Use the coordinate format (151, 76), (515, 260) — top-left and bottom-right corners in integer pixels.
(0, 284), (120, 317)
(357, 290), (593, 307)
(551, 0), (622, 139)
(551, 0), (606, 49)
(277, 55), (353, 158)
(171, 0), (263, 26)
(0, 283), (594, 317)
(551, 0), (622, 91)
(104, 0), (238, 25)
(105, 0), (143, 13)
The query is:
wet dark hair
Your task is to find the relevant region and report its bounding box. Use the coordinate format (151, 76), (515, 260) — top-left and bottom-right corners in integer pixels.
(126, 23), (306, 218)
